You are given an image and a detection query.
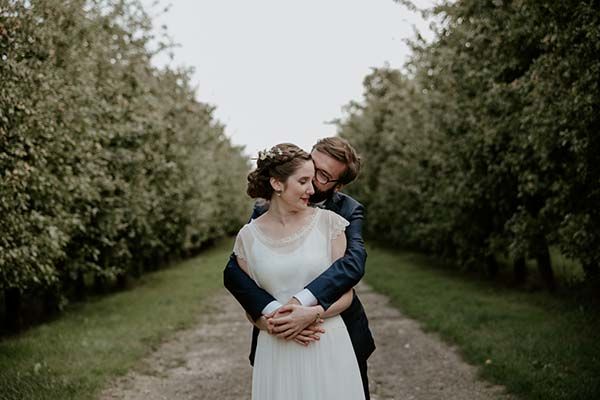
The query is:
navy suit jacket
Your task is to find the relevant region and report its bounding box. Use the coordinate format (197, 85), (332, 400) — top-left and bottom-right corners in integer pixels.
(223, 192), (376, 365)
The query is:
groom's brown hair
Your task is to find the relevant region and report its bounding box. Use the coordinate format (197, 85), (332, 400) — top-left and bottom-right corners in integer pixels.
(312, 137), (361, 185)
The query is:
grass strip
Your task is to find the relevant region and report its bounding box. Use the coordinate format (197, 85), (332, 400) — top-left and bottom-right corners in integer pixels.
(364, 244), (600, 400)
(0, 239), (233, 400)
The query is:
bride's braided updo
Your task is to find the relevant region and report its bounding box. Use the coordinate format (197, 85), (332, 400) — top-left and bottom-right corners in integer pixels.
(247, 143), (311, 199)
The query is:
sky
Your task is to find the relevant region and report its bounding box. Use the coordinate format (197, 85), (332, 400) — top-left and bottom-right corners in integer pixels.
(142, 0), (436, 157)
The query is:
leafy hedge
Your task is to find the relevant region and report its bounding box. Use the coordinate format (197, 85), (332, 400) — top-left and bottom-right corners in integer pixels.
(338, 0), (599, 290)
(0, 0), (249, 329)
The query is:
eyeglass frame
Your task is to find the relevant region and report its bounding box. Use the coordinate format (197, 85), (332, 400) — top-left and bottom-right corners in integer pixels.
(314, 167), (340, 185)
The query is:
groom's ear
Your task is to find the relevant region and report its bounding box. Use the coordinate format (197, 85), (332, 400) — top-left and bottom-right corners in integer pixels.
(334, 183), (344, 192)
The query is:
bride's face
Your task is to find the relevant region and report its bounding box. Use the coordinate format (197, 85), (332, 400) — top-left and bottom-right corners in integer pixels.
(278, 160), (315, 210)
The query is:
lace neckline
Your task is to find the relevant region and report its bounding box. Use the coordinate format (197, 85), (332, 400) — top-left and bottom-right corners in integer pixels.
(250, 208), (321, 245)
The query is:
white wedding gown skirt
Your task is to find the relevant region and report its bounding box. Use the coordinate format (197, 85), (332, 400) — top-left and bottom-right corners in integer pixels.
(234, 208), (366, 400)
(253, 315), (364, 400)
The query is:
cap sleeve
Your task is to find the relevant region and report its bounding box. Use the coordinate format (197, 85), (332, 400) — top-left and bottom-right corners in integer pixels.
(232, 224), (261, 284)
(325, 210), (349, 240)
(233, 225), (250, 261)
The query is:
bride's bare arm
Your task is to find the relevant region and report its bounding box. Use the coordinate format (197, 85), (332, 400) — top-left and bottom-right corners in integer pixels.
(246, 312), (270, 331)
(319, 289), (352, 318)
(236, 256), (274, 332)
(321, 231), (352, 317)
(235, 255), (251, 277)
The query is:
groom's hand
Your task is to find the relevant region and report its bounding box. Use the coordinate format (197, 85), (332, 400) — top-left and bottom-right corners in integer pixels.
(270, 304), (324, 340)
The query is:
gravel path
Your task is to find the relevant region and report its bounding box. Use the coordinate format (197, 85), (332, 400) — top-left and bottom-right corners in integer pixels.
(99, 283), (512, 400)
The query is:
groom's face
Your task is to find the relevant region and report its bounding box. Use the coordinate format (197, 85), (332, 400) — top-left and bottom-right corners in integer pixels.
(309, 149), (347, 203)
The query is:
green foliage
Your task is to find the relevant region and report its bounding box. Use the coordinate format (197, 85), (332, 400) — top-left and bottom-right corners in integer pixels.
(339, 0), (600, 288)
(0, 238), (232, 400)
(365, 244), (600, 400)
(0, 0), (249, 319)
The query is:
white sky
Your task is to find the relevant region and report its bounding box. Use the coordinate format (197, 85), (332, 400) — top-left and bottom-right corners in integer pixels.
(143, 0), (436, 157)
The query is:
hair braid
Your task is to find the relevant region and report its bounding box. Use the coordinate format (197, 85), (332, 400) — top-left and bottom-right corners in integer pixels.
(247, 143), (311, 199)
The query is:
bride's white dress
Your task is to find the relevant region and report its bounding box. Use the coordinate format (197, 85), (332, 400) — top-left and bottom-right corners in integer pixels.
(233, 207), (365, 400)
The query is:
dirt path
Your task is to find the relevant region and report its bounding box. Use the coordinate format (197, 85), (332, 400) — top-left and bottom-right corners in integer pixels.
(99, 283), (512, 400)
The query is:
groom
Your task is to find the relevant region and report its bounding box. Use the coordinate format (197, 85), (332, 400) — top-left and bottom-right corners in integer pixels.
(223, 137), (375, 399)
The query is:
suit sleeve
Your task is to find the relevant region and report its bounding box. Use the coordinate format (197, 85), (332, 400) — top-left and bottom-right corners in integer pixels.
(305, 203), (367, 310)
(223, 206), (277, 321)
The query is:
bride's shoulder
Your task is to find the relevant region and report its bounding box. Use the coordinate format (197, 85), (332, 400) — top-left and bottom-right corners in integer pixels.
(319, 208), (348, 222)
(236, 221), (254, 238)
(317, 209), (350, 229)
(250, 212), (269, 229)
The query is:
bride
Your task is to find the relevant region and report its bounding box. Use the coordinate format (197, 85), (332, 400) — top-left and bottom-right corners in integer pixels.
(233, 143), (365, 399)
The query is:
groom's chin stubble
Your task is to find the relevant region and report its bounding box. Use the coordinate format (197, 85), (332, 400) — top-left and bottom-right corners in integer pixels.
(310, 188), (334, 204)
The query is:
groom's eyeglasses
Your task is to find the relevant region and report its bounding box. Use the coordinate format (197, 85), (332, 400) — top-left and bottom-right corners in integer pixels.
(314, 168), (339, 185)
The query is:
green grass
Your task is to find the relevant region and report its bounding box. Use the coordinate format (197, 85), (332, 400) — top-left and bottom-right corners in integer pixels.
(0, 238), (233, 400)
(364, 244), (600, 400)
